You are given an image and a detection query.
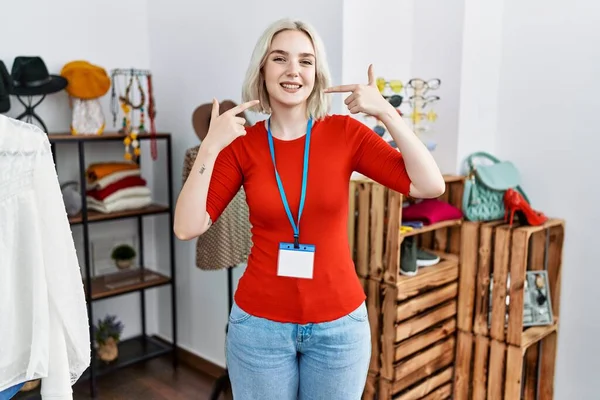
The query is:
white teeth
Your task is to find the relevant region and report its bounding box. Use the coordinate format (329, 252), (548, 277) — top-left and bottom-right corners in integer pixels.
(281, 84), (301, 89)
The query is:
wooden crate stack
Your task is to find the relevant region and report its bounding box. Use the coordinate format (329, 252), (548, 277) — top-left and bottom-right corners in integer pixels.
(348, 175), (466, 400)
(453, 218), (564, 399)
(348, 177), (387, 399)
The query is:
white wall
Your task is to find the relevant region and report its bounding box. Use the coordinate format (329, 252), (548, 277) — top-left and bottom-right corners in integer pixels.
(0, 0), (160, 341)
(341, 0), (415, 142)
(410, 0), (464, 174)
(342, 0), (464, 174)
(146, 0), (344, 367)
(494, 1), (600, 397)
(455, 0), (505, 169)
(342, 0), (415, 90)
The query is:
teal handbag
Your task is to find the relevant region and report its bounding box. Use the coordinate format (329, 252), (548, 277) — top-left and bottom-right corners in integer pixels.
(462, 152), (529, 222)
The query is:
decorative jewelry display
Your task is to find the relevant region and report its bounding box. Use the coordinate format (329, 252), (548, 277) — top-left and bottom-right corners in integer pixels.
(110, 68), (158, 162)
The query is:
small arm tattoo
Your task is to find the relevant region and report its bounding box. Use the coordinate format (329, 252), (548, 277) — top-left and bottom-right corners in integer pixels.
(199, 164), (206, 174)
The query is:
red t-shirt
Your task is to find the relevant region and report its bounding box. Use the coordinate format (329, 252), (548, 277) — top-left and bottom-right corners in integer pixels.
(206, 114), (411, 324)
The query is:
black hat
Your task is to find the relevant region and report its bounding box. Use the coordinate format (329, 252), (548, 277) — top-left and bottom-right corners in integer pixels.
(10, 56), (67, 96)
(0, 60), (11, 112)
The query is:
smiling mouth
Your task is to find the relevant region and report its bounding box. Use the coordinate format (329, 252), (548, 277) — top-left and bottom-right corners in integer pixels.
(280, 83), (302, 90)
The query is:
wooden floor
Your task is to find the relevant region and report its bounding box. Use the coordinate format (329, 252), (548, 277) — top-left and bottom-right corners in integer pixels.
(16, 355), (227, 400)
(74, 355), (222, 400)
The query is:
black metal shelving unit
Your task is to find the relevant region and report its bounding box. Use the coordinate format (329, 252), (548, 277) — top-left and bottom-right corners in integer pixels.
(39, 132), (179, 398)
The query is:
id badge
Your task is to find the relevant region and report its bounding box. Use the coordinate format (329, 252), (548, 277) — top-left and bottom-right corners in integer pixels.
(277, 242), (316, 279)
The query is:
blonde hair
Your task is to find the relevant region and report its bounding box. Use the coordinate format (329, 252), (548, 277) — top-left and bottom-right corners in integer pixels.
(241, 18), (332, 120)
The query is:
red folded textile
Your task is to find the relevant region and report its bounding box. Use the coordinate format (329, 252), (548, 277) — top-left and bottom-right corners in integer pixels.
(86, 175), (147, 201)
(402, 199), (463, 225)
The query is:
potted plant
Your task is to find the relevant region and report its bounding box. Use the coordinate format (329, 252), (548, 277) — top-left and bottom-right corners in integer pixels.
(111, 244), (136, 270)
(93, 315), (124, 363)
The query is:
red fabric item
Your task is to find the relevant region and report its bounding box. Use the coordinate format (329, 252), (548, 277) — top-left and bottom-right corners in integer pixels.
(401, 199), (463, 225)
(86, 175), (147, 201)
(206, 115), (412, 324)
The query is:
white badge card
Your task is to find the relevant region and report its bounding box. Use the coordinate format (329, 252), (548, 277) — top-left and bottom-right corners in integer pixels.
(277, 243), (316, 279)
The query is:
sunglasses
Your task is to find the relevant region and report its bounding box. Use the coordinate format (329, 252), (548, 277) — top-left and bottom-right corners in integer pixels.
(408, 109), (438, 124)
(385, 94), (403, 108)
(376, 78), (403, 94)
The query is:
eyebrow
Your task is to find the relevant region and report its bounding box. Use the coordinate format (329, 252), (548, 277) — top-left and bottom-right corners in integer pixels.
(269, 49), (315, 58)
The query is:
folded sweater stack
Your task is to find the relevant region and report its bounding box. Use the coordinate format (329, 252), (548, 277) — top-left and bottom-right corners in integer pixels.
(85, 162), (152, 213)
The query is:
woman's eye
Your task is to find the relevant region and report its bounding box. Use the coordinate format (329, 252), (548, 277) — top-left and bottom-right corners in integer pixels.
(273, 57), (285, 62)
(301, 60), (313, 65)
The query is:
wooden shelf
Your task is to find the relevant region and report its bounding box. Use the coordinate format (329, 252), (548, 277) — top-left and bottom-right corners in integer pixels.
(69, 203), (170, 224)
(48, 132), (171, 142)
(400, 218), (462, 238)
(521, 320), (558, 351)
(14, 335), (173, 399)
(85, 335), (172, 378)
(87, 269), (171, 300)
(395, 254), (459, 301)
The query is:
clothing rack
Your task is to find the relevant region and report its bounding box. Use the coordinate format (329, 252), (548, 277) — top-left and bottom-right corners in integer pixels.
(209, 266), (235, 400)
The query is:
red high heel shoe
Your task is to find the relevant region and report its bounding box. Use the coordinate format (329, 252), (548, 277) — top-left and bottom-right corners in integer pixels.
(504, 188), (548, 226)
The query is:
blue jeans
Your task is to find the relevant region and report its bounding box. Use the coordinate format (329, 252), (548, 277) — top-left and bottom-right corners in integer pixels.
(225, 301), (371, 400)
(0, 382), (25, 400)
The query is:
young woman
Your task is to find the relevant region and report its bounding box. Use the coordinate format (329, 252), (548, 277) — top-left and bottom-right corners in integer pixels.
(174, 18), (444, 400)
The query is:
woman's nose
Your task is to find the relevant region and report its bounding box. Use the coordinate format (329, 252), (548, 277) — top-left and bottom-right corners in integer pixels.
(286, 63), (300, 76)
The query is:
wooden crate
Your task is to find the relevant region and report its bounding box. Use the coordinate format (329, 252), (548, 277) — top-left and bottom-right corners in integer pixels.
(359, 277), (382, 387)
(457, 220), (507, 335)
(348, 178), (388, 280)
(378, 251), (459, 399)
(457, 219), (564, 345)
(453, 330), (558, 399)
(350, 175), (468, 400)
(454, 218), (564, 399)
(381, 175), (465, 286)
(348, 175), (465, 283)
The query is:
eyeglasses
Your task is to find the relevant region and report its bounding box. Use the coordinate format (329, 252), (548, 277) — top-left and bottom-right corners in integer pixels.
(408, 95), (440, 108)
(407, 78), (441, 94)
(376, 78), (404, 94)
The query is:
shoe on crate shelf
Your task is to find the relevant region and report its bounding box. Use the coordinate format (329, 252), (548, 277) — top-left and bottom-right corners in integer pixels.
(416, 249), (440, 267)
(400, 238), (442, 277)
(400, 237), (417, 276)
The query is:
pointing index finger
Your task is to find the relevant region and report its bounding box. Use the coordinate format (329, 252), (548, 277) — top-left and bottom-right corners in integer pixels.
(230, 100), (260, 114)
(324, 84), (358, 93)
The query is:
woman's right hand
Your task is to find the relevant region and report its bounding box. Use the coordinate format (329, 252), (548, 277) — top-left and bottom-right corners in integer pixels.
(202, 98), (260, 153)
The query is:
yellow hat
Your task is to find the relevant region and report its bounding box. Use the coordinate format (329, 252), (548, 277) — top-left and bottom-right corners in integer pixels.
(61, 60), (110, 100)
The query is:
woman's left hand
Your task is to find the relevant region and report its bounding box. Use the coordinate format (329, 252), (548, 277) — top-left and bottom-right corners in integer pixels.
(324, 64), (393, 119)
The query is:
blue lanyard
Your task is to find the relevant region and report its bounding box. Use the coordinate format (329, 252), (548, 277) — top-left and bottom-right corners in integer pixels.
(267, 117), (313, 248)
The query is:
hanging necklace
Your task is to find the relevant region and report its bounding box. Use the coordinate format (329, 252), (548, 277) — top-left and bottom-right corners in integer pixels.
(119, 74), (145, 162)
(147, 74), (157, 160)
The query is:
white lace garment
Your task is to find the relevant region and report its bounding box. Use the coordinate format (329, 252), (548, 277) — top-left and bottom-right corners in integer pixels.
(0, 115), (90, 399)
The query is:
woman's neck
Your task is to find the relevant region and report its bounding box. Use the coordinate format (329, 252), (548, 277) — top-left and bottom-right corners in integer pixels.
(268, 103), (310, 141)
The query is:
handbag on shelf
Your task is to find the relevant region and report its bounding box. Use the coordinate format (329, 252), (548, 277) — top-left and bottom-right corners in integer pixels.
(462, 151), (529, 222)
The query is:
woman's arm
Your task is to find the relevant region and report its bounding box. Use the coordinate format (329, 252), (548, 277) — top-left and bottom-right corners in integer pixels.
(173, 144), (218, 240)
(378, 108), (445, 198)
(325, 64), (445, 198)
(173, 99), (258, 240)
